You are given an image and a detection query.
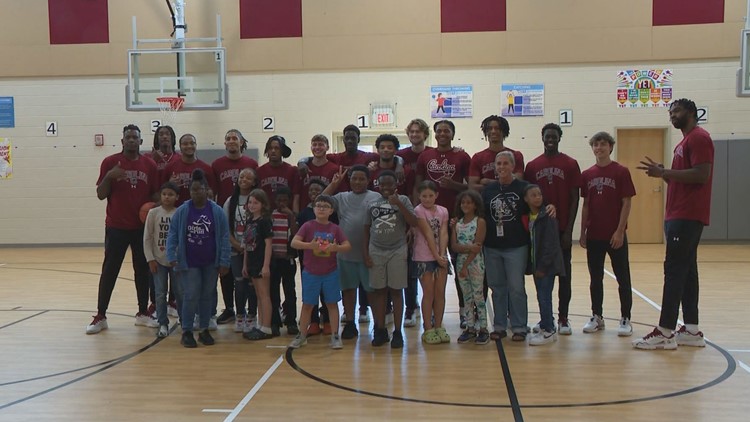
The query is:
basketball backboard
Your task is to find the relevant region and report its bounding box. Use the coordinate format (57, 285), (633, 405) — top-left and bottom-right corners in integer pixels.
(738, 29), (750, 97)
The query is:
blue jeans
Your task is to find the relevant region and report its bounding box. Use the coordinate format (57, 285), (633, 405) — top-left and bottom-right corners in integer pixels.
(153, 263), (179, 326)
(534, 274), (555, 332)
(178, 265), (218, 331)
(231, 254), (257, 317)
(484, 246), (528, 333)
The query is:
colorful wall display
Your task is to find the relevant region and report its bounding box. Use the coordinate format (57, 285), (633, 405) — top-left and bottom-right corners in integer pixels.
(501, 84), (544, 117)
(0, 138), (12, 179)
(430, 85), (473, 118)
(617, 69), (673, 108)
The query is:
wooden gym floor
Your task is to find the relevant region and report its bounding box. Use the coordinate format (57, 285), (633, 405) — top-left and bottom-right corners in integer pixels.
(1, 244), (749, 421)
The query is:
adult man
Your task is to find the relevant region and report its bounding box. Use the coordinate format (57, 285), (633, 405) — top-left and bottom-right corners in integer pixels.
(212, 128), (258, 324)
(633, 98), (714, 350)
(524, 123), (582, 334)
(86, 125), (158, 334)
(256, 135), (301, 212)
(369, 134), (415, 198)
(469, 115), (524, 192)
(151, 125), (180, 179)
(579, 131), (635, 337)
(164, 134), (217, 207)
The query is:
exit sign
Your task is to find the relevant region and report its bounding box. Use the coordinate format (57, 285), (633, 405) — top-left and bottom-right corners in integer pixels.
(370, 103), (396, 128)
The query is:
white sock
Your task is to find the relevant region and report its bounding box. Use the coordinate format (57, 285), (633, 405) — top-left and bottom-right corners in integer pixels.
(658, 326), (672, 336)
(685, 324), (700, 333)
(260, 326), (272, 334)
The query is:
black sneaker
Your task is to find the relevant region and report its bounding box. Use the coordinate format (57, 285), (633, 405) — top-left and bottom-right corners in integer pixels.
(459, 315), (467, 329)
(243, 328), (273, 341)
(198, 329), (215, 346)
(341, 321), (359, 339)
(457, 329), (477, 344)
(217, 308), (235, 324)
(286, 322), (300, 336)
(371, 328), (389, 347)
(271, 325), (281, 337)
(181, 331), (197, 348)
(475, 330), (490, 345)
(391, 330), (404, 349)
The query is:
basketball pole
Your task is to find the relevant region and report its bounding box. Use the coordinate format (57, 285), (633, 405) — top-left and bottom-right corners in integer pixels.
(172, 0), (187, 98)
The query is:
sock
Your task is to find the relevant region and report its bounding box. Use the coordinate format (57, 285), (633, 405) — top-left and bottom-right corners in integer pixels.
(685, 324), (700, 333)
(658, 326), (672, 336)
(260, 326), (272, 334)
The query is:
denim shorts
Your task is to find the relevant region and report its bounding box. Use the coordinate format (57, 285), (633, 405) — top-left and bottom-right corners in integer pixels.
(302, 270), (342, 305)
(413, 260), (439, 278)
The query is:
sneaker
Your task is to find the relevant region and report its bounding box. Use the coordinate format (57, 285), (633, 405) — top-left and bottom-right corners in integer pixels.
(403, 309), (417, 327)
(193, 315), (200, 331)
(157, 324), (169, 338)
(385, 311), (394, 325)
(391, 330), (404, 349)
(341, 321), (359, 339)
(459, 314), (467, 329)
(475, 330), (490, 345)
(529, 330), (557, 346)
(618, 318), (633, 337)
(358, 312), (371, 323)
(181, 331), (197, 348)
(675, 325), (706, 347)
(86, 314), (108, 334)
(135, 312), (159, 328)
(558, 318), (572, 335)
(217, 309), (235, 324)
(147, 303), (157, 318)
(322, 323), (332, 335)
(234, 315), (247, 333)
(287, 321), (300, 336)
(340, 313), (347, 323)
(307, 323), (322, 335)
(167, 301), (179, 317)
(371, 328), (389, 347)
(330, 334), (344, 349)
(243, 328), (273, 341)
(208, 316), (218, 331)
(531, 322), (542, 334)
(457, 329), (477, 344)
(198, 329), (215, 346)
(435, 327), (450, 343)
(632, 327), (678, 350)
(582, 315), (605, 333)
(289, 334), (307, 349)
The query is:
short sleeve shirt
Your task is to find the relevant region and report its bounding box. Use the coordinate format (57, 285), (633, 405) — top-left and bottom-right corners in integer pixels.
(413, 204), (449, 261)
(524, 153), (582, 230)
(416, 148), (471, 216)
(665, 126), (714, 225)
(296, 220), (348, 275)
(581, 162), (636, 241)
(367, 195), (415, 250)
(97, 153), (158, 230)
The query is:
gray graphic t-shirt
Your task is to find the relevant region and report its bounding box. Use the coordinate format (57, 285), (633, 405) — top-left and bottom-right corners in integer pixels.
(366, 195), (414, 250)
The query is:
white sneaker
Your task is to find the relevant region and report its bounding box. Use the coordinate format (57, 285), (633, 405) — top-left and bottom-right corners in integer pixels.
(529, 330), (557, 346)
(385, 311), (394, 324)
(208, 316), (218, 331)
(135, 313), (159, 328)
(244, 315), (257, 333)
(558, 318), (572, 335)
(167, 303), (179, 318)
(340, 313), (347, 323)
(234, 316), (246, 333)
(86, 315), (108, 334)
(358, 312), (370, 323)
(617, 318), (633, 337)
(632, 327), (678, 350)
(675, 325), (706, 347)
(531, 322), (541, 334)
(403, 310), (417, 328)
(193, 315), (200, 330)
(582, 315), (605, 333)
(157, 325), (169, 338)
(288, 334), (307, 349)
(330, 334), (343, 349)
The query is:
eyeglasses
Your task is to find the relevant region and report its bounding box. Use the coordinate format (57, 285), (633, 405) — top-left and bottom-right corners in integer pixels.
(314, 204), (332, 209)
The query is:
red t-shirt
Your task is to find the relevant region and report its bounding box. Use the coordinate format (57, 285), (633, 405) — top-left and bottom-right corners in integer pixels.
(257, 162), (301, 203)
(416, 148), (471, 216)
(581, 161), (636, 241)
(327, 151), (378, 192)
(163, 159), (217, 206)
(524, 153), (582, 230)
(469, 147), (524, 180)
(666, 126), (714, 225)
(97, 153), (158, 230)
(300, 160), (340, 208)
(151, 151), (181, 182)
(296, 220), (347, 275)
(370, 166), (416, 199)
(397, 146), (433, 172)
(212, 155), (259, 206)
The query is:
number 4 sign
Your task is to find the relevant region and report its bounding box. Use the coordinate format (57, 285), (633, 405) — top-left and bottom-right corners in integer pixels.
(559, 110), (573, 127)
(46, 121), (58, 136)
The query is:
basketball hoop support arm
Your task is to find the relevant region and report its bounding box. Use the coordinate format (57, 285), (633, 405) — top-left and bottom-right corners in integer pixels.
(173, 0), (187, 96)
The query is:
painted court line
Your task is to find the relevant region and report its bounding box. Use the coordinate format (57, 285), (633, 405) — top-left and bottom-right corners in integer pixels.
(738, 360), (750, 374)
(265, 345), (288, 349)
(202, 409), (232, 413)
(223, 355), (284, 422)
(727, 350), (750, 353)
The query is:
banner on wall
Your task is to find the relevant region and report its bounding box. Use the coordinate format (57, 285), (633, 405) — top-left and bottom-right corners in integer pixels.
(0, 138), (11, 179)
(616, 69), (673, 108)
(430, 85), (473, 118)
(501, 84), (544, 117)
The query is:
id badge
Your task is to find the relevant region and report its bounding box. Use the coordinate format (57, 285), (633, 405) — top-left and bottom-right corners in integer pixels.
(496, 223), (504, 237)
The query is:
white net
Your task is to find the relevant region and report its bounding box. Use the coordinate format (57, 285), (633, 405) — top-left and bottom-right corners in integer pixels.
(156, 97), (184, 126)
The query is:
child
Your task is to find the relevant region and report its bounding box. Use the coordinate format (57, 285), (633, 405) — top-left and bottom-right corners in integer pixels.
(166, 169), (231, 348)
(270, 186), (299, 335)
(242, 189), (275, 341)
(144, 181), (180, 338)
(297, 180), (339, 335)
(524, 184), (564, 346)
(452, 190), (489, 345)
(289, 195), (351, 349)
(364, 170), (419, 348)
(412, 181), (450, 344)
(224, 167), (259, 334)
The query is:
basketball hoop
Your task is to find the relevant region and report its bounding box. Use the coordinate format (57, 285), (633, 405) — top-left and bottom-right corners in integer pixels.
(156, 96), (185, 126)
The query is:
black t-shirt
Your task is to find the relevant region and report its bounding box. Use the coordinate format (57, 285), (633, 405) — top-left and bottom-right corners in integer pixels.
(245, 216), (273, 275)
(481, 179), (530, 249)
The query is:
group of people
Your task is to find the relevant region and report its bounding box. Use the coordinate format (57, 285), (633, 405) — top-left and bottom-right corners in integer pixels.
(87, 97), (714, 352)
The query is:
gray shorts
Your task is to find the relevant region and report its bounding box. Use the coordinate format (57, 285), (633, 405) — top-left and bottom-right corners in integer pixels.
(369, 244), (408, 290)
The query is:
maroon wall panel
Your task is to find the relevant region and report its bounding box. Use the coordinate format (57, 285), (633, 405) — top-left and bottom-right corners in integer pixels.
(441, 0), (506, 33)
(240, 0), (302, 39)
(48, 0), (109, 44)
(653, 0), (724, 26)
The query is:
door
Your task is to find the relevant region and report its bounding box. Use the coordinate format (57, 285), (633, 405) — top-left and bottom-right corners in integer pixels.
(616, 128), (666, 243)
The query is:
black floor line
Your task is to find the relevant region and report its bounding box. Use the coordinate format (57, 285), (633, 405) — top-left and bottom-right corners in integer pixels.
(495, 339), (524, 421)
(0, 310), (48, 330)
